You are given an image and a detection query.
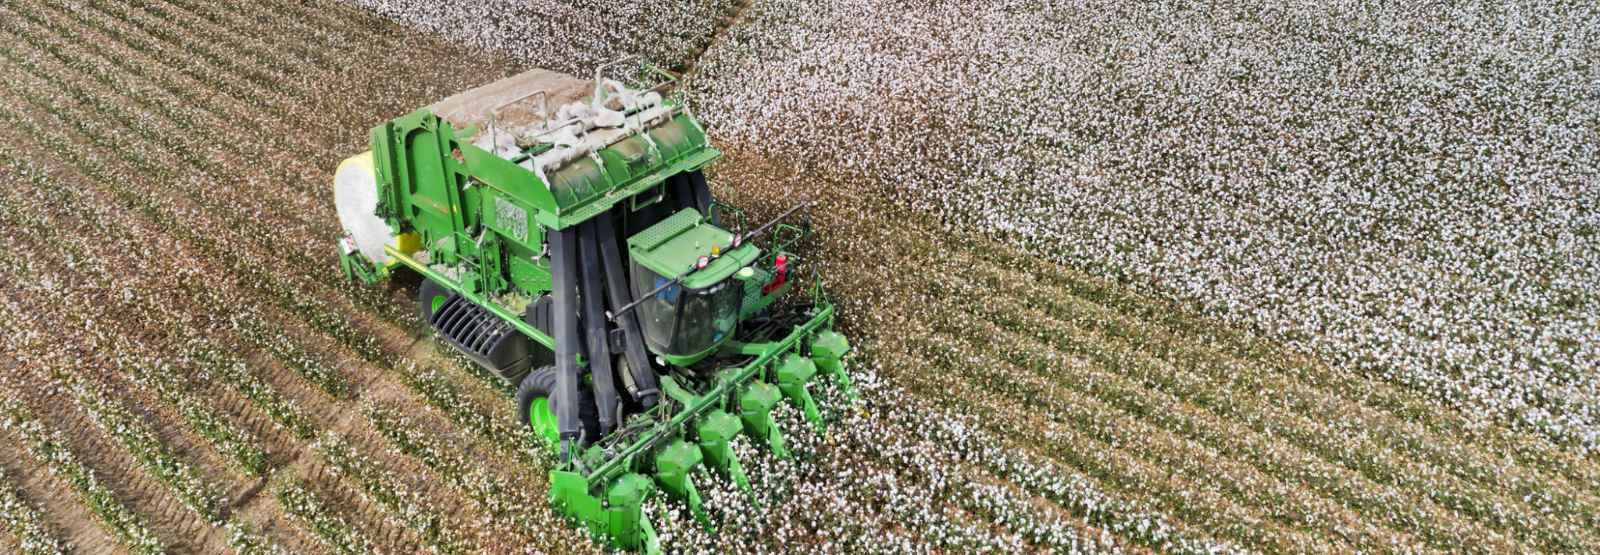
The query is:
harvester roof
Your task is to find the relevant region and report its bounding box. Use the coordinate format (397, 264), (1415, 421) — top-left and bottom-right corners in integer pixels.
(628, 208), (759, 289)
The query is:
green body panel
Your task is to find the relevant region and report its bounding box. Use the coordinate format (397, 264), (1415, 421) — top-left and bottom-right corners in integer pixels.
(652, 440), (708, 527)
(776, 354), (822, 429)
(551, 471), (659, 553)
(387, 244), (557, 350)
(338, 72), (854, 553)
(695, 410), (751, 492)
(810, 330), (856, 398)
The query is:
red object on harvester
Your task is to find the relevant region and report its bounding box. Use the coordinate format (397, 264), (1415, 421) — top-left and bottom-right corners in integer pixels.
(763, 255), (788, 295)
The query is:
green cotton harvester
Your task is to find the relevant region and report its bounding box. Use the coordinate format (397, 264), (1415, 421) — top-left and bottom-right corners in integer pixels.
(332, 61), (853, 552)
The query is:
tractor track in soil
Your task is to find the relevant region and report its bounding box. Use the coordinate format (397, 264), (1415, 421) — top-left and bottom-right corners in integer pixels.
(677, 0), (754, 81)
(0, 0), (1596, 553)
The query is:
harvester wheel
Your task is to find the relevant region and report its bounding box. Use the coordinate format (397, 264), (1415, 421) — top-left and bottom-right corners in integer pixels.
(417, 279), (449, 323)
(517, 366), (600, 445)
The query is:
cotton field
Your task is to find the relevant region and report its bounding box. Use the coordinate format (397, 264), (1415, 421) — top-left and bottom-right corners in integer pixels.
(339, 0), (740, 76)
(682, 0), (1600, 452)
(0, 0), (1596, 554)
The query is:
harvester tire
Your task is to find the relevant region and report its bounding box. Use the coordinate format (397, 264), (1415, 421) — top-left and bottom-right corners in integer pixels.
(418, 279), (449, 323)
(517, 366), (600, 443)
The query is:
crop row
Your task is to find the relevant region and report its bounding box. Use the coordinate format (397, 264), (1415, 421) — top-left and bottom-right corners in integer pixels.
(277, 480), (380, 555)
(964, 246), (1597, 496)
(126, 361), (272, 476)
(0, 468), (68, 555)
(0, 29), (368, 374)
(839, 364), (1231, 554)
(996, 258), (1600, 520)
(22, 0), (373, 243)
(944, 251), (1599, 549)
(313, 432), (471, 554)
(361, 403), (554, 543)
(11, 0), (430, 341)
(0, 147), (287, 480)
(0, 30), (390, 403)
(190, 348), (318, 442)
(52, 355), (284, 554)
(0, 127), (467, 555)
(0, 150), (319, 468)
(0, 58), (529, 466)
(0, 400), (164, 554)
(0, 73), (499, 555)
(393, 364), (539, 462)
(62, 375), (226, 523)
(7, 0), (556, 473)
(979, 304), (1583, 547)
(0, 124), (318, 553)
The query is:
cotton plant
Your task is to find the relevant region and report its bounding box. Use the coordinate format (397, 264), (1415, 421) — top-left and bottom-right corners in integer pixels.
(678, 0), (1600, 454)
(640, 364), (1233, 554)
(346, 0), (1600, 451)
(277, 480), (380, 555)
(337, 0), (740, 76)
(0, 467), (69, 555)
(0, 400), (164, 555)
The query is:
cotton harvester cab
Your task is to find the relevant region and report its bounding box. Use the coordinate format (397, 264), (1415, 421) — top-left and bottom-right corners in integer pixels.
(332, 61), (852, 552)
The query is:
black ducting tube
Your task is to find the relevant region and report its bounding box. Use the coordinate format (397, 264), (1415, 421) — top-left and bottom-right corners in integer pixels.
(633, 198), (666, 235)
(688, 170), (712, 219)
(596, 210), (659, 408)
(578, 220), (621, 435)
(548, 228), (584, 459)
(670, 172), (695, 213)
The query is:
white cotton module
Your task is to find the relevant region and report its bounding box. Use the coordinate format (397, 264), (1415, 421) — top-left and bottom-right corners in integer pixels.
(333, 151), (401, 265)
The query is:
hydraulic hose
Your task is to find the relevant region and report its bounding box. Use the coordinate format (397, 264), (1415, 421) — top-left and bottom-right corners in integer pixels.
(548, 228), (584, 459)
(596, 210), (659, 407)
(578, 219), (622, 434)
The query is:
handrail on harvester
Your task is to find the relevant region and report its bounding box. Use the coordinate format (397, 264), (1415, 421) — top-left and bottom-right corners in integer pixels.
(521, 57), (684, 144)
(487, 89), (548, 155)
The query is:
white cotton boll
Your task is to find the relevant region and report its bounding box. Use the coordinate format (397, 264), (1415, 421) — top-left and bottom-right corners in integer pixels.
(555, 101), (592, 124)
(591, 107), (625, 128)
(548, 125), (582, 149)
(639, 91), (663, 109)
